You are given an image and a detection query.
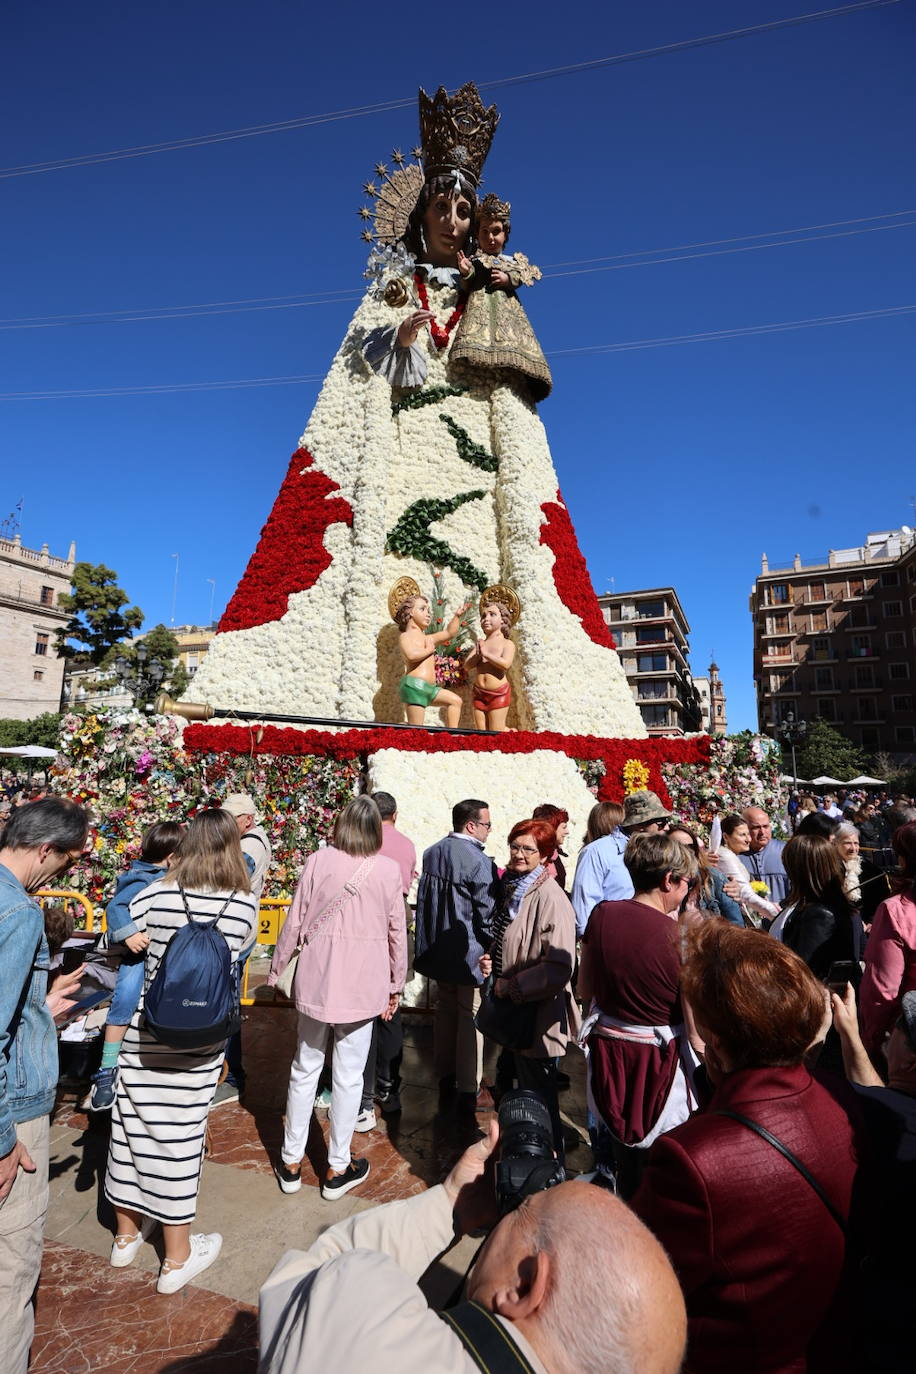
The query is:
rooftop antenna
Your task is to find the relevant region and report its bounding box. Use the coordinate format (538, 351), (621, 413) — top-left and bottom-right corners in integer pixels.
(0, 499), (23, 540)
(206, 577), (216, 625)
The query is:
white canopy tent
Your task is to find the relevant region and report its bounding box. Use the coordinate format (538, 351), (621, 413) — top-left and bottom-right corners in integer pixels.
(0, 745), (58, 759)
(844, 775), (887, 787)
(811, 776), (846, 787)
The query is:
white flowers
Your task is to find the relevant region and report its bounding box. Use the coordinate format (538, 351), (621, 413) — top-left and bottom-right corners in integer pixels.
(363, 243), (416, 300)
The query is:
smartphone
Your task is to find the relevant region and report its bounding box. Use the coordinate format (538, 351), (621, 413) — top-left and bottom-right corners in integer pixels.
(825, 961), (858, 992)
(60, 947), (85, 975)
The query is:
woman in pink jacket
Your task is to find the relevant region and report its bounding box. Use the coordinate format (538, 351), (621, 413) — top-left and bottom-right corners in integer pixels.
(268, 796), (406, 1201)
(859, 821), (916, 1055)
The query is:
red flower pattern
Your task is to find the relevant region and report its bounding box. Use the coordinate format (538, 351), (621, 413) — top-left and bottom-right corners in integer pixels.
(539, 490), (617, 651)
(415, 274), (465, 350)
(218, 447), (353, 633)
(184, 724), (708, 809)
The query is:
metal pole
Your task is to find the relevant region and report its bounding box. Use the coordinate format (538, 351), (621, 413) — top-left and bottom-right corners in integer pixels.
(170, 553), (180, 625)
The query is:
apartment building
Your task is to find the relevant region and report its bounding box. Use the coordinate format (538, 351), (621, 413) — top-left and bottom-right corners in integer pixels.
(750, 527), (916, 760)
(598, 588), (703, 736)
(0, 534), (75, 720)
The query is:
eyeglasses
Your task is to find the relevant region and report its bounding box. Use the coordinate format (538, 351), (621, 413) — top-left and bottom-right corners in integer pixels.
(509, 844), (540, 856)
(473, 819), (493, 830)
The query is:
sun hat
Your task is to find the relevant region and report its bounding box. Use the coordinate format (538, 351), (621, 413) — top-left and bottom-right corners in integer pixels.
(621, 790), (672, 833)
(222, 793), (259, 821)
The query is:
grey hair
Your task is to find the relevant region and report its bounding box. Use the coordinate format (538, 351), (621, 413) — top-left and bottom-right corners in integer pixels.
(332, 796), (383, 857)
(0, 797), (89, 854)
(525, 1202), (642, 1374)
(834, 821), (859, 842)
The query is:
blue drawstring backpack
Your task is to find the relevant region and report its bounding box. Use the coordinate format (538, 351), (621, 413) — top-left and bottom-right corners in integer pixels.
(144, 888), (241, 1049)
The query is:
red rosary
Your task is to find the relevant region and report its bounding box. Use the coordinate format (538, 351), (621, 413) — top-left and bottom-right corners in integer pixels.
(414, 273), (464, 350)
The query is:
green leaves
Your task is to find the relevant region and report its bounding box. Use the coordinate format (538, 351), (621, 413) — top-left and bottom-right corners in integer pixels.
(392, 384), (466, 415)
(437, 415), (499, 472)
(386, 491), (490, 591)
(56, 562), (144, 666)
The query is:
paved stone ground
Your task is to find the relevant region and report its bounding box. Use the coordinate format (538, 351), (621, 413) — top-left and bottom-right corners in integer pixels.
(34, 1003), (592, 1372)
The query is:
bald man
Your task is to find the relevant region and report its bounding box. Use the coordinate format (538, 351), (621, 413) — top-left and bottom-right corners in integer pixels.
(739, 806), (788, 906)
(259, 1121), (686, 1374)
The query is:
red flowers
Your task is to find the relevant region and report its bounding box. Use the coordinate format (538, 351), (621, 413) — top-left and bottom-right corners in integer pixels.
(415, 274), (465, 350)
(539, 491), (617, 651)
(184, 724), (708, 809)
(218, 448), (353, 634)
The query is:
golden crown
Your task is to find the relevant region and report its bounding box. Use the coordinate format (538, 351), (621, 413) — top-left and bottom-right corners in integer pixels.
(480, 584), (521, 625)
(418, 82), (499, 188)
(479, 192), (511, 222)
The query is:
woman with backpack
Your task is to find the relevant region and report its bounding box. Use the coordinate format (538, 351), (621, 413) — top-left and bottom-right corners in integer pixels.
(268, 795), (407, 1201)
(103, 808), (256, 1294)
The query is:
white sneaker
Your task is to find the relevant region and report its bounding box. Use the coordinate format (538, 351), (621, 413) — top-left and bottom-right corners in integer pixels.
(353, 1107), (377, 1133)
(110, 1216), (155, 1268)
(156, 1233), (223, 1294)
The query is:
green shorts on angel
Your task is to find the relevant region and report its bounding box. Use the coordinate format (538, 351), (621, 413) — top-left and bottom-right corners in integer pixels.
(399, 675), (440, 707)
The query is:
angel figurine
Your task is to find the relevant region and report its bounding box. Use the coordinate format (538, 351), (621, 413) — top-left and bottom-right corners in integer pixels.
(464, 585), (519, 731)
(390, 578), (469, 727)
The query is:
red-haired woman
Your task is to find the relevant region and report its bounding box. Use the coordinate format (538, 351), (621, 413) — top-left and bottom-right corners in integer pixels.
(480, 818), (578, 1157)
(632, 922), (862, 1374)
(860, 820), (916, 1055)
(532, 802), (570, 890)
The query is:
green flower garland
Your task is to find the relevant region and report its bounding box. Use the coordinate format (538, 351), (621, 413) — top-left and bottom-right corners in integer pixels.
(392, 384), (466, 415)
(386, 491), (490, 591)
(436, 415), (499, 472)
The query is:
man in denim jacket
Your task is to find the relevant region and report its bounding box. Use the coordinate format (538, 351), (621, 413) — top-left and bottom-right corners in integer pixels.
(0, 798), (89, 1372)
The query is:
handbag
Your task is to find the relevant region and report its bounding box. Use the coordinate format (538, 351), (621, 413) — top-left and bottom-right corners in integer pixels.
(475, 975), (538, 1052)
(275, 856), (376, 1000)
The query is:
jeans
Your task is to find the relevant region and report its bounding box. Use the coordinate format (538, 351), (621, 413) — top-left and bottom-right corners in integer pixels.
(106, 952), (145, 1026)
(360, 1011), (403, 1110)
(225, 946), (254, 1087)
(0, 1115), (49, 1374)
(282, 1015), (374, 1173)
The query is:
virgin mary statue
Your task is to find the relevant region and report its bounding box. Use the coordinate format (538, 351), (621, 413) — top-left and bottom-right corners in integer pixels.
(185, 82), (644, 741)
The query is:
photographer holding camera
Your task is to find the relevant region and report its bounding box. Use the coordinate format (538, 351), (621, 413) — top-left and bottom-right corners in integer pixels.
(259, 1102), (686, 1374)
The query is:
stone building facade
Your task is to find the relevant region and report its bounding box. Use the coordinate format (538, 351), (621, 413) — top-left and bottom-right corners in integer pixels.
(0, 535), (75, 720)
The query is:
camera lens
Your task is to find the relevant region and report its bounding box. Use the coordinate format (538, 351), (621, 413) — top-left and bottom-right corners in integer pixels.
(495, 1089), (565, 1216)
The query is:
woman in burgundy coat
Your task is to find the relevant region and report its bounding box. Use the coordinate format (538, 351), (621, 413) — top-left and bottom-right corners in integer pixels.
(631, 922), (862, 1374)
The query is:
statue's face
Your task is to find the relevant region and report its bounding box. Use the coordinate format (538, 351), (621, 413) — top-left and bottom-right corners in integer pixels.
(422, 190), (472, 264)
(480, 606), (502, 634)
(479, 217), (506, 255)
(411, 597), (432, 629)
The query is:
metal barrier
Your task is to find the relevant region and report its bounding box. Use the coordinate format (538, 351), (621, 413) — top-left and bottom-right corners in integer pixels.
(36, 889), (99, 929)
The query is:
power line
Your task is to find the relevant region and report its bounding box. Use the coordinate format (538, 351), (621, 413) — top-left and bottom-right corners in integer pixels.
(2, 302), (912, 399)
(3, 209), (912, 332)
(0, 3), (899, 179)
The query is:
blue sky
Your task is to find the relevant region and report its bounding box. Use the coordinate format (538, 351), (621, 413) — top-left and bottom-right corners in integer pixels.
(2, 0), (914, 730)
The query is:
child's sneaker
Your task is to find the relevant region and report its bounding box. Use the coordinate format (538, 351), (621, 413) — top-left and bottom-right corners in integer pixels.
(88, 1066), (119, 1112)
(315, 1087), (332, 1112)
(321, 1158), (370, 1201)
(156, 1233), (223, 1294)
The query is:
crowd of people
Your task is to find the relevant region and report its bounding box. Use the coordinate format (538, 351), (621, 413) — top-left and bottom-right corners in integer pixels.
(0, 778), (915, 1373)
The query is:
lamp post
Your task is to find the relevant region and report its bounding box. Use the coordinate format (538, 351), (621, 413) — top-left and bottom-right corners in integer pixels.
(776, 711), (808, 797)
(113, 642), (168, 712)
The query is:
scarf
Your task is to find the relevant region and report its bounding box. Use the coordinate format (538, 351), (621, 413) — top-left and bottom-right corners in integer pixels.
(492, 864), (545, 976)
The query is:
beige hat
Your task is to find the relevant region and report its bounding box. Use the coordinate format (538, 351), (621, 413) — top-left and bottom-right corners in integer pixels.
(621, 790), (671, 832)
(222, 793), (259, 820)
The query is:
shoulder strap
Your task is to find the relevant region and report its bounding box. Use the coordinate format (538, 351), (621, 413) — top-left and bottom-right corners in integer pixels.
(302, 855), (377, 944)
(438, 1301), (538, 1374)
(714, 1109), (846, 1234)
(178, 886), (236, 926)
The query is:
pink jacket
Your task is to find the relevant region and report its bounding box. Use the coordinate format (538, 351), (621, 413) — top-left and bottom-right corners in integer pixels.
(267, 847), (407, 1023)
(859, 890), (916, 1052)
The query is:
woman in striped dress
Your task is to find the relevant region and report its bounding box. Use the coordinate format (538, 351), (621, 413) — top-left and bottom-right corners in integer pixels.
(103, 809), (256, 1294)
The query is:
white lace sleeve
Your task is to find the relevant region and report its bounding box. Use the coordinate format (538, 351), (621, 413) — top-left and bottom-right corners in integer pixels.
(362, 326), (428, 388)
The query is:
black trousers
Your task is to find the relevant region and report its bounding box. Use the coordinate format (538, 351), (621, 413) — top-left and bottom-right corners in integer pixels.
(360, 1009), (403, 1107)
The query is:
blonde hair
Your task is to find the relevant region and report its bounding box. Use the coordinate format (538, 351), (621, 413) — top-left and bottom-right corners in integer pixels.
(332, 796), (383, 857)
(169, 809), (251, 894)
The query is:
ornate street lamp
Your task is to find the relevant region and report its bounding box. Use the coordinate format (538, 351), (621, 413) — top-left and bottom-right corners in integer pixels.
(113, 642), (167, 711)
(776, 711), (807, 795)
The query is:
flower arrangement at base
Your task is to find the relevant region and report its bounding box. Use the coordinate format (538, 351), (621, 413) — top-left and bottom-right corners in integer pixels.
(662, 732), (787, 840)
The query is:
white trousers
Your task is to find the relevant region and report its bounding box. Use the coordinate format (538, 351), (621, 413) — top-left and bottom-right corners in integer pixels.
(282, 1014), (374, 1173)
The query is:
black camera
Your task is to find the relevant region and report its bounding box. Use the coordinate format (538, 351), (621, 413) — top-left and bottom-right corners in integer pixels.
(495, 1089), (566, 1216)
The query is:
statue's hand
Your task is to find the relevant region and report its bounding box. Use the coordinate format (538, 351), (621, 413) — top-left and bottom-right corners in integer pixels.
(457, 251), (473, 279)
(397, 310), (434, 347)
(490, 268), (510, 289)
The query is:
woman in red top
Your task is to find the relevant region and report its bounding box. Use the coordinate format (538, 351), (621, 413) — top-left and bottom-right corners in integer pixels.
(631, 922), (862, 1374)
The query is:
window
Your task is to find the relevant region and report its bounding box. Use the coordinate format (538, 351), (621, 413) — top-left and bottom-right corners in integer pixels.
(814, 666), (834, 689)
(817, 698), (837, 722)
(890, 662), (911, 681)
(884, 600), (903, 618)
(881, 570), (900, 587)
(636, 625), (665, 644)
(770, 584), (789, 604)
(639, 679), (669, 700)
(34, 633), (49, 657)
(854, 664), (875, 689)
(33, 669), (44, 681)
(851, 635), (871, 657)
(638, 600), (665, 619)
(766, 613), (790, 635)
(810, 609), (828, 633)
(808, 582), (826, 601)
(811, 637), (830, 659)
(892, 695), (913, 712)
(641, 704), (670, 727)
(886, 631), (906, 649)
(861, 727), (881, 751)
(773, 699), (800, 724)
(39, 585), (54, 607)
(857, 698), (878, 721)
(896, 726), (916, 745)
(636, 653), (668, 672)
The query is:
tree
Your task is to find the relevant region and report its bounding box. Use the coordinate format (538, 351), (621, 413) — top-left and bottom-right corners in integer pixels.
(0, 713), (62, 750)
(110, 623), (182, 707)
(56, 563), (143, 666)
(795, 717), (866, 783)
